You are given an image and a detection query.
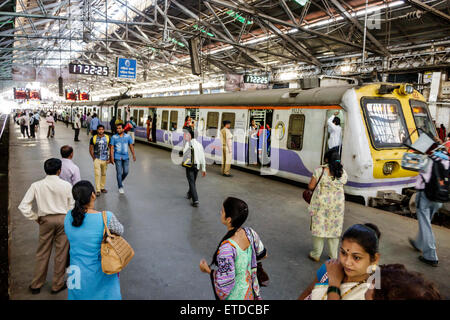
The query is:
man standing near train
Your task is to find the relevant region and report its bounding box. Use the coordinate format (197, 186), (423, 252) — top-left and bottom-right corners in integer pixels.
(327, 111), (342, 155)
(220, 120), (233, 177)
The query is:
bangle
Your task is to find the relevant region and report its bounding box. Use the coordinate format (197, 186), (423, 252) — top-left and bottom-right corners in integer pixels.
(327, 286), (341, 296)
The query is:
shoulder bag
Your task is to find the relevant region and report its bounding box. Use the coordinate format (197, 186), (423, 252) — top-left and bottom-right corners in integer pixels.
(302, 167), (325, 204)
(101, 211), (135, 274)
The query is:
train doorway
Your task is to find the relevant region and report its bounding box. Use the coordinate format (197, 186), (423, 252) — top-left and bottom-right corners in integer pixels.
(321, 109), (345, 165)
(247, 109), (273, 167)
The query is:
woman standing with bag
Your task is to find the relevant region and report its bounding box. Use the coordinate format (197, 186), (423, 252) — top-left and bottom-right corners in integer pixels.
(64, 180), (124, 300)
(307, 150), (347, 262)
(199, 197), (267, 300)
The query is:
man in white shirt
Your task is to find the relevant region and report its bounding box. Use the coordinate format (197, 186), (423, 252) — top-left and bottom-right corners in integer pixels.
(327, 111), (342, 154)
(220, 120), (233, 177)
(74, 113), (81, 141)
(46, 113), (55, 138)
(60, 145), (81, 186)
(20, 112), (30, 138)
(18, 158), (74, 295)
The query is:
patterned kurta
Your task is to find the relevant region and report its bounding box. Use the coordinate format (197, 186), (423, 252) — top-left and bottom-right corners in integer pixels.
(308, 166), (347, 238)
(210, 227), (266, 300)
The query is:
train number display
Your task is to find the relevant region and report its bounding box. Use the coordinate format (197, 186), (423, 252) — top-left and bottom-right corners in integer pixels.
(69, 63), (109, 76)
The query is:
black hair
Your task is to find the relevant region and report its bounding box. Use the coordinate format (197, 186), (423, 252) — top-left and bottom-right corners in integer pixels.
(97, 124), (105, 130)
(211, 197), (249, 266)
(342, 223), (381, 261)
(185, 115), (191, 122)
(333, 117), (341, 126)
(130, 117), (134, 121)
(223, 120), (231, 126)
(60, 145), (73, 158)
(71, 180), (95, 227)
(324, 150), (343, 179)
(116, 123), (123, 128)
(44, 158), (62, 175)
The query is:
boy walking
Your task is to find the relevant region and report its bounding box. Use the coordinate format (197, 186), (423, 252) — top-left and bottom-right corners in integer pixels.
(110, 123), (136, 194)
(89, 125), (110, 196)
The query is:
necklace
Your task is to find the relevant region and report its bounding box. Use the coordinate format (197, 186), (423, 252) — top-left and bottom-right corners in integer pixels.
(321, 281), (366, 300)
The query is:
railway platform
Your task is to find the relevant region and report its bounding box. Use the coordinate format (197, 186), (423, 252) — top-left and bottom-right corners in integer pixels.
(7, 121), (450, 300)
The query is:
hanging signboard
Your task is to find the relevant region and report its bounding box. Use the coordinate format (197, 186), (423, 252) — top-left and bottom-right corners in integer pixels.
(116, 57), (137, 80)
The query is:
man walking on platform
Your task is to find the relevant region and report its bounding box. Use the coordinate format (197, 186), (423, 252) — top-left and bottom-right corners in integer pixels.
(90, 113), (99, 136)
(90, 125), (110, 196)
(18, 158), (74, 295)
(29, 112), (36, 138)
(19, 112), (30, 138)
(60, 145), (81, 186)
(110, 123), (136, 194)
(46, 112), (55, 138)
(74, 113), (81, 141)
(220, 120), (233, 177)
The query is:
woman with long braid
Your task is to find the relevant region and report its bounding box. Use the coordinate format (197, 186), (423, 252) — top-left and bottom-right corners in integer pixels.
(307, 149), (347, 262)
(64, 180), (124, 300)
(199, 197), (267, 300)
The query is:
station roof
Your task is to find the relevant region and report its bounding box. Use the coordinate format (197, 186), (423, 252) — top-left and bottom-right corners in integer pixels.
(1, 0), (449, 96)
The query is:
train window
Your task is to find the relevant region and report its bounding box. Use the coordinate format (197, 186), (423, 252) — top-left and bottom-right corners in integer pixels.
(221, 112), (235, 129)
(161, 110), (169, 130)
(207, 112), (219, 129)
(409, 100), (437, 137)
(170, 111), (178, 131)
(287, 114), (305, 151)
(361, 98), (409, 148)
(118, 109), (122, 121)
(138, 110), (144, 127)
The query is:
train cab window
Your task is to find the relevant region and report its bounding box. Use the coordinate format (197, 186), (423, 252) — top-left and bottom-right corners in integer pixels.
(287, 114), (305, 150)
(161, 110), (169, 130)
(409, 100), (437, 137)
(362, 98), (409, 148)
(170, 111), (178, 131)
(221, 113), (235, 129)
(138, 110), (144, 127)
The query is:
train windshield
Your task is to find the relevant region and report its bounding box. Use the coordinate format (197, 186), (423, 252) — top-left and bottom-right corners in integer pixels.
(362, 98), (409, 148)
(409, 100), (437, 137)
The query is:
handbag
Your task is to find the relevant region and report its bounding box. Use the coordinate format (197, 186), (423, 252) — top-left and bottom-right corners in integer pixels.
(302, 167), (325, 204)
(182, 144), (195, 168)
(100, 211), (135, 275)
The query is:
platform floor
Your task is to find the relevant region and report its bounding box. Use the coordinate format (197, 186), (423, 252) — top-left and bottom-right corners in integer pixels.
(8, 121), (450, 300)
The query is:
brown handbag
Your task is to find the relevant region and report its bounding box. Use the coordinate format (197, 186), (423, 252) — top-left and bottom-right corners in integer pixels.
(302, 168), (325, 204)
(101, 211), (135, 275)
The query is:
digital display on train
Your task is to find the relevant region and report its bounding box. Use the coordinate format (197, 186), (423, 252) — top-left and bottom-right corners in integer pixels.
(69, 63), (109, 76)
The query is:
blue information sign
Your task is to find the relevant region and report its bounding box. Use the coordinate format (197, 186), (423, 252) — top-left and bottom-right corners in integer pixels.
(116, 57), (137, 79)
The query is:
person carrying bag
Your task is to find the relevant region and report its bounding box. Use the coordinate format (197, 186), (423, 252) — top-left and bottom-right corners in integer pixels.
(101, 211), (135, 274)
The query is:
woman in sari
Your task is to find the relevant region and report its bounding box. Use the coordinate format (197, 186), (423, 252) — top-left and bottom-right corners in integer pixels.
(199, 197), (267, 300)
(298, 223), (381, 300)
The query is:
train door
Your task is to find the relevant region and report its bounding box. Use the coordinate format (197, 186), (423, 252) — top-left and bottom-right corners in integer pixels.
(321, 109), (345, 164)
(220, 110), (246, 166)
(247, 109), (273, 166)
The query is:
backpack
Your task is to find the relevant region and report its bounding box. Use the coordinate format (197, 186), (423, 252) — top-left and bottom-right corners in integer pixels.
(423, 159), (449, 203)
(20, 117), (26, 126)
(123, 122), (132, 132)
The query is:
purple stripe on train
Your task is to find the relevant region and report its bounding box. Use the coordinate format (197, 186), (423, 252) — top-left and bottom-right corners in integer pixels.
(135, 127), (417, 189)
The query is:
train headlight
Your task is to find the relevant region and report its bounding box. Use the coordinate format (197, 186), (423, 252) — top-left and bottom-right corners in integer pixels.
(383, 162), (396, 175)
(399, 84), (414, 95)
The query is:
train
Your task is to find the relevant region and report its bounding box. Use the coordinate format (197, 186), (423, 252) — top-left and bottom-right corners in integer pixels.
(52, 83), (437, 205)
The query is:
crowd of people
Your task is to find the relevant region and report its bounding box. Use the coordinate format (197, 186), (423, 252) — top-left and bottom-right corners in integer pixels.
(13, 110), (449, 301)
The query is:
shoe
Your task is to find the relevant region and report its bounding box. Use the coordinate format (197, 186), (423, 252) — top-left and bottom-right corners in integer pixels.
(118, 188), (124, 194)
(50, 284), (67, 294)
(192, 201), (199, 207)
(223, 174), (233, 177)
(101, 189), (108, 193)
(29, 286), (40, 295)
(308, 254), (320, 262)
(96, 191), (101, 196)
(408, 238), (421, 252)
(186, 192), (191, 199)
(418, 256), (438, 267)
